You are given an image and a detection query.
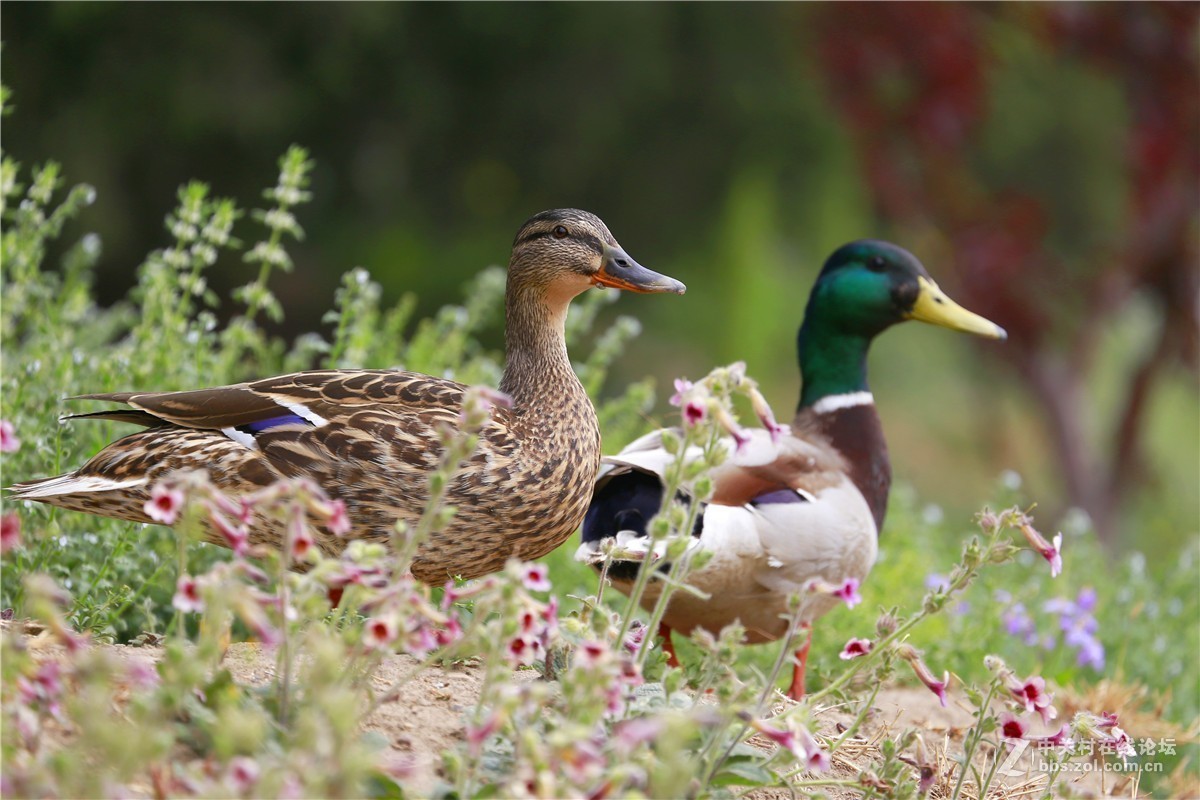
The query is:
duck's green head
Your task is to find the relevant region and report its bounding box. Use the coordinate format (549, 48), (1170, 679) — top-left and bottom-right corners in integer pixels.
(806, 240), (1006, 340)
(797, 240), (1006, 408)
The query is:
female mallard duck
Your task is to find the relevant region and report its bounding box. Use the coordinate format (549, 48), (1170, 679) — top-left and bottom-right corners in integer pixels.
(12, 209), (685, 584)
(577, 240), (1004, 699)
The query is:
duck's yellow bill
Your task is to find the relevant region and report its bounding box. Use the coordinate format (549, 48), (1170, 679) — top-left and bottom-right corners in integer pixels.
(906, 276), (1007, 340)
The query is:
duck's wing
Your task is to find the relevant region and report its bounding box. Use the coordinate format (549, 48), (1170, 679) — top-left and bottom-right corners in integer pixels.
(580, 427), (845, 565)
(45, 369), (522, 499)
(599, 427), (842, 505)
(70, 369), (476, 432)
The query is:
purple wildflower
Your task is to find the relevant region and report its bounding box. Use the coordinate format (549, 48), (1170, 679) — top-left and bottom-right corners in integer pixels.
(924, 573), (951, 592)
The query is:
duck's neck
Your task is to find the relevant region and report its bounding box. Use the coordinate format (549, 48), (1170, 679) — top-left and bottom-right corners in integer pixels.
(795, 319), (892, 531)
(499, 282), (589, 419)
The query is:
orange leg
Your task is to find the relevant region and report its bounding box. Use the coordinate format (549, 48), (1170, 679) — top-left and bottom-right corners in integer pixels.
(787, 623), (813, 701)
(327, 587), (344, 608)
(659, 622), (681, 668)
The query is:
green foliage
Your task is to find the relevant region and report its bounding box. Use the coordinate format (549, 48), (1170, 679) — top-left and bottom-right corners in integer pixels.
(3, 135), (1194, 799)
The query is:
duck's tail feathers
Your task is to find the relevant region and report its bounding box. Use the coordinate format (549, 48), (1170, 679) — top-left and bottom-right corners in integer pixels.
(60, 409), (164, 427)
(8, 473), (147, 500)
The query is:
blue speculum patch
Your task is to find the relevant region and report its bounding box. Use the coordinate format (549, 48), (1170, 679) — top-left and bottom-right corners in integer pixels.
(240, 413), (308, 433)
(750, 489), (808, 506)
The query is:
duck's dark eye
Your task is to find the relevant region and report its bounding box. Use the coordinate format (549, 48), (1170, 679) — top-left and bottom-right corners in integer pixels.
(553, 225), (569, 239)
(868, 255), (887, 272)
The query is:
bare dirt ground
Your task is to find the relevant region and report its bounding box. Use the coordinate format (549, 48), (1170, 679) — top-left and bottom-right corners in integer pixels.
(19, 635), (1194, 799)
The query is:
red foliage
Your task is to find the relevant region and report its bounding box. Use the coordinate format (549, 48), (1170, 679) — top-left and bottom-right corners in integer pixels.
(811, 4), (1199, 541)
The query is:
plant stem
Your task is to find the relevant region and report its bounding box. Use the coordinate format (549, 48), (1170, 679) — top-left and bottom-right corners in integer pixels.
(951, 679), (1001, 800)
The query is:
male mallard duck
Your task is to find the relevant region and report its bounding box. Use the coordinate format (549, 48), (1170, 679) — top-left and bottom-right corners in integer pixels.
(12, 209), (685, 583)
(577, 240), (1004, 699)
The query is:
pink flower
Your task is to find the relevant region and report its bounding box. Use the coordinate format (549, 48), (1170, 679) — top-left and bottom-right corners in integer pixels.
(1031, 724), (1074, 751)
(683, 399), (707, 427)
(363, 616), (398, 650)
(623, 620), (647, 654)
(125, 660), (160, 690)
(839, 637), (873, 660)
(1108, 726), (1136, 760)
(668, 378), (694, 407)
(209, 509), (249, 555)
(574, 639), (610, 669)
(614, 716), (663, 753)
(898, 645), (949, 707)
(466, 711), (502, 754)
(288, 512), (315, 562)
(475, 386), (513, 412)
(435, 616), (463, 648)
(618, 657), (643, 688)
(1009, 675), (1057, 725)
(506, 634), (544, 666)
(749, 387), (789, 444)
(0, 420), (20, 452)
(226, 757), (260, 793)
(1, 513), (21, 554)
(541, 596), (559, 640)
(833, 578), (862, 608)
(797, 726), (831, 772)
(172, 575), (205, 613)
(145, 483), (184, 524)
(998, 712), (1028, 743)
(407, 621), (439, 657)
(1019, 521), (1063, 578)
(17, 662), (65, 719)
(808, 577), (862, 608)
(750, 720), (829, 772)
(751, 719), (801, 757)
(325, 499), (351, 536)
(522, 563), (551, 593)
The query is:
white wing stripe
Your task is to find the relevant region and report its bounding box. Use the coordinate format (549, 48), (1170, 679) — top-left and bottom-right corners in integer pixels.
(276, 399), (328, 428)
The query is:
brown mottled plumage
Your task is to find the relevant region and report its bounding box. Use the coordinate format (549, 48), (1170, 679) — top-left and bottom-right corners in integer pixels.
(11, 209), (685, 584)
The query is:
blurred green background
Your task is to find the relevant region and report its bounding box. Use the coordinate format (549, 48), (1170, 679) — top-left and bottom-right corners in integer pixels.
(3, 3), (1196, 551)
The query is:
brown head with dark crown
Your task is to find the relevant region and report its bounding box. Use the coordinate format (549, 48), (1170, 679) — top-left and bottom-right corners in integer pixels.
(507, 209), (686, 305)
